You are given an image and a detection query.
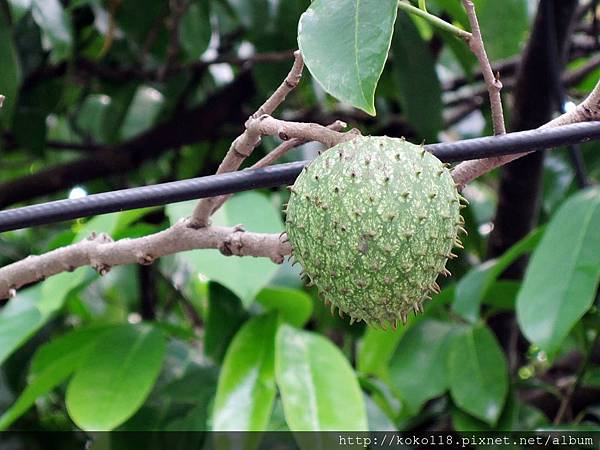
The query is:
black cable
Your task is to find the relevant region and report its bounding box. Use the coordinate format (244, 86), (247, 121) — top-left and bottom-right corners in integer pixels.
(1, 121), (600, 233)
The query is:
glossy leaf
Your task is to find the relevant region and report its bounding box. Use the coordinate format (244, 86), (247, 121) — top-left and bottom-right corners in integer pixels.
(255, 286), (313, 327)
(212, 314), (278, 431)
(74, 94), (112, 143)
(228, 0), (269, 32)
(0, 295), (42, 366)
(7, 0), (32, 22)
(66, 324), (166, 430)
(180, 0), (212, 60)
(454, 227), (543, 323)
(517, 188), (600, 354)
(358, 326), (407, 380)
(298, 0), (398, 115)
(483, 281), (521, 311)
(0, 325), (111, 430)
(204, 283), (249, 363)
(392, 12), (443, 141)
(388, 319), (455, 413)
(166, 192), (283, 306)
(120, 86), (164, 139)
(0, 270), (87, 366)
(0, 11), (22, 128)
(474, 0), (528, 60)
(448, 324), (508, 425)
(275, 324), (368, 431)
(31, 0), (73, 60)
(583, 367), (600, 389)
(451, 391), (519, 432)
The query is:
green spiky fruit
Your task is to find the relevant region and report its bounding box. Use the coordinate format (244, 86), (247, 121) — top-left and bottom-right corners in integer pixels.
(285, 136), (463, 327)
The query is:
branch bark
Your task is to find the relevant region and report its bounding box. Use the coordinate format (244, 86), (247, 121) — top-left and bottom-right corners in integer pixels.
(0, 220), (291, 299)
(189, 51), (305, 228)
(209, 120), (347, 216)
(462, 0), (506, 136)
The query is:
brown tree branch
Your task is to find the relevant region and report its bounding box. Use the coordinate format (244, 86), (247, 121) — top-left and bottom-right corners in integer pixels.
(0, 220), (291, 300)
(209, 120), (347, 217)
(188, 51), (305, 228)
(462, 0), (506, 136)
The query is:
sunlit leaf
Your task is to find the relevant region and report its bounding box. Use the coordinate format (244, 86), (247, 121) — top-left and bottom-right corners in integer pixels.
(448, 324), (508, 425)
(166, 192), (283, 306)
(298, 0), (398, 115)
(0, 325), (112, 430)
(31, 0), (73, 61)
(517, 188), (600, 354)
(275, 324), (367, 432)
(66, 324), (166, 430)
(213, 314), (278, 433)
(388, 319), (455, 413)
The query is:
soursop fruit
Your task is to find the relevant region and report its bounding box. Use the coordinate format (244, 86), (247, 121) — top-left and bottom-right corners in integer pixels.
(285, 136), (464, 327)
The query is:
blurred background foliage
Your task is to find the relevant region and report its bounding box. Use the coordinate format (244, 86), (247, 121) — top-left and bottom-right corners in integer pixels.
(0, 0), (600, 446)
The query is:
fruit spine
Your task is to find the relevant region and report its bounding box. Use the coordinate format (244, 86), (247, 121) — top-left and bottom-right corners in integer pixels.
(285, 136), (464, 327)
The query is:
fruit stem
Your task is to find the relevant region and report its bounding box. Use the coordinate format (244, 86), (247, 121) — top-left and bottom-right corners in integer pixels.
(397, 1), (472, 42)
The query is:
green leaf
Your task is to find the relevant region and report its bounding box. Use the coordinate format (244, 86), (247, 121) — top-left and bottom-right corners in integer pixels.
(583, 366), (600, 389)
(392, 12), (443, 141)
(297, 0), (398, 115)
(166, 192), (283, 306)
(7, 0), (32, 22)
(120, 86), (164, 139)
(180, 0), (212, 60)
(31, 0), (73, 61)
(357, 326), (407, 380)
(448, 324), (508, 425)
(451, 391), (519, 432)
(275, 324), (368, 431)
(517, 188), (600, 354)
(0, 295), (42, 367)
(430, 0), (469, 28)
(453, 227), (543, 323)
(228, 0), (269, 32)
(483, 280), (521, 311)
(74, 94), (112, 143)
(204, 283), (249, 363)
(388, 319), (455, 414)
(0, 270), (87, 366)
(255, 286), (313, 327)
(212, 314), (278, 432)
(0, 325), (111, 430)
(473, 0), (528, 60)
(66, 324), (166, 430)
(0, 11), (22, 128)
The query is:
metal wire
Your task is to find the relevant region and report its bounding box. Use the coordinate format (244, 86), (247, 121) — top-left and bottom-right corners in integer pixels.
(1, 121), (600, 233)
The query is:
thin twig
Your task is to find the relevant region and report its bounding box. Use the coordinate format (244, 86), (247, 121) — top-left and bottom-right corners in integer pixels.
(253, 120), (347, 169)
(462, 0), (506, 136)
(0, 220), (291, 299)
(209, 120), (347, 216)
(188, 51), (305, 228)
